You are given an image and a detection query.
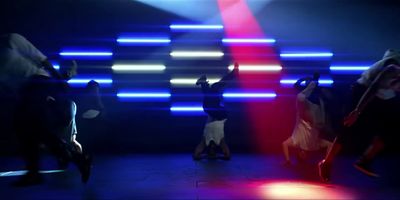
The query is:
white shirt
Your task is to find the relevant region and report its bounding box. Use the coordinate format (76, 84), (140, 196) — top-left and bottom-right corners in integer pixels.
(357, 52), (400, 100)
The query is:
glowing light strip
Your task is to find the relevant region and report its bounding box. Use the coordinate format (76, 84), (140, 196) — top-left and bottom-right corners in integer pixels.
(280, 79), (334, 85)
(222, 38), (276, 43)
(170, 106), (204, 112)
(59, 52), (113, 56)
(170, 78), (220, 85)
(68, 79), (113, 84)
(112, 65), (166, 71)
(117, 38), (171, 43)
(170, 24), (223, 30)
(280, 52), (333, 58)
(228, 65), (282, 71)
(0, 170), (64, 177)
(170, 51), (224, 58)
(330, 66), (369, 71)
(223, 93), (277, 98)
(117, 93), (171, 98)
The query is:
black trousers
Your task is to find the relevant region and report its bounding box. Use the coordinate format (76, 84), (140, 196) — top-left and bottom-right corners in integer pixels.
(14, 76), (80, 173)
(336, 83), (400, 146)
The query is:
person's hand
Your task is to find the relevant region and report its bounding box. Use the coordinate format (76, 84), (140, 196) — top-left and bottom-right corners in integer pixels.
(343, 109), (360, 127)
(72, 139), (83, 153)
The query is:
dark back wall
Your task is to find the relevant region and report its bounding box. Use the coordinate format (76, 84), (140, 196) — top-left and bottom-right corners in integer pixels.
(0, 0), (399, 154)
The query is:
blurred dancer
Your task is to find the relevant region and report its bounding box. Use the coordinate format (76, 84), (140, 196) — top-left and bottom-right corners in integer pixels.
(319, 49), (400, 181)
(0, 33), (91, 186)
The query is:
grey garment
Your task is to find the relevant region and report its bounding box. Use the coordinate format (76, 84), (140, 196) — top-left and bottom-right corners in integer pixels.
(357, 49), (400, 86)
(0, 33), (48, 90)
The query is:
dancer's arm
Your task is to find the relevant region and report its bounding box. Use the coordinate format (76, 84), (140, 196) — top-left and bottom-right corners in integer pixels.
(294, 77), (311, 91)
(42, 60), (78, 80)
(344, 64), (400, 126)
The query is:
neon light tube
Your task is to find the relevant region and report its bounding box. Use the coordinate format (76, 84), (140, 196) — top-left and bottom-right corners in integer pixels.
(280, 79), (334, 85)
(223, 93), (277, 98)
(280, 52), (333, 58)
(59, 52), (113, 56)
(117, 38), (171, 43)
(228, 65), (282, 71)
(68, 79), (112, 84)
(117, 93), (171, 98)
(330, 66), (369, 71)
(112, 64), (166, 71)
(170, 24), (223, 30)
(170, 106), (204, 112)
(170, 51), (224, 58)
(222, 38), (276, 44)
(170, 78), (220, 85)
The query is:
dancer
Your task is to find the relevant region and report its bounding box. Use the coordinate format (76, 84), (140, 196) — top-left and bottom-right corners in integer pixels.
(192, 62), (239, 160)
(282, 75), (332, 165)
(0, 33), (91, 186)
(319, 49), (400, 181)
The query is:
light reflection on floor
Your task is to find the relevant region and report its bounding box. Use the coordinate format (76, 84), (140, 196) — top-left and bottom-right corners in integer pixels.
(258, 180), (355, 199)
(0, 170), (64, 177)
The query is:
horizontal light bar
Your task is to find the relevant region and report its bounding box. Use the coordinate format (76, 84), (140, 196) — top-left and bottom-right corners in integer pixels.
(228, 65), (282, 71)
(112, 64), (166, 71)
(59, 52), (113, 56)
(280, 79), (334, 85)
(170, 24), (223, 30)
(0, 170), (64, 177)
(170, 51), (224, 58)
(280, 52), (333, 58)
(222, 38), (276, 44)
(170, 106), (204, 112)
(170, 78), (220, 85)
(68, 79), (113, 84)
(117, 93), (171, 98)
(117, 38), (171, 43)
(223, 93), (277, 98)
(330, 66), (369, 71)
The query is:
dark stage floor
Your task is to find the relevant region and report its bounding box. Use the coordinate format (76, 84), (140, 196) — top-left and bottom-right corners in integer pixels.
(0, 154), (399, 199)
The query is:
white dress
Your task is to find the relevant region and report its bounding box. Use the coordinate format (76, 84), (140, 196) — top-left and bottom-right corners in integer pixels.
(291, 82), (325, 151)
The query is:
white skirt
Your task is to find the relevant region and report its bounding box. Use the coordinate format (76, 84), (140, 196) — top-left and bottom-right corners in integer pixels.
(291, 119), (320, 151)
(203, 118), (227, 146)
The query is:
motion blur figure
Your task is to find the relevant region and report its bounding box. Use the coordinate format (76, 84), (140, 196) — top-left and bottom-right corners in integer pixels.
(0, 33), (91, 186)
(319, 49), (400, 182)
(193, 63), (239, 160)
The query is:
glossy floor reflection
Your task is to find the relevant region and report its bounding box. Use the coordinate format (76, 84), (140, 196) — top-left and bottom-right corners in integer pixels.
(0, 154), (399, 199)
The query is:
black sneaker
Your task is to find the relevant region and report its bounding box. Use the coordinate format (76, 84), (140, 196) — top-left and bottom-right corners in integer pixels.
(353, 160), (380, 178)
(76, 154), (92, 183)
(318, 159), (331, 182)
(13, 171), (43, 187)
